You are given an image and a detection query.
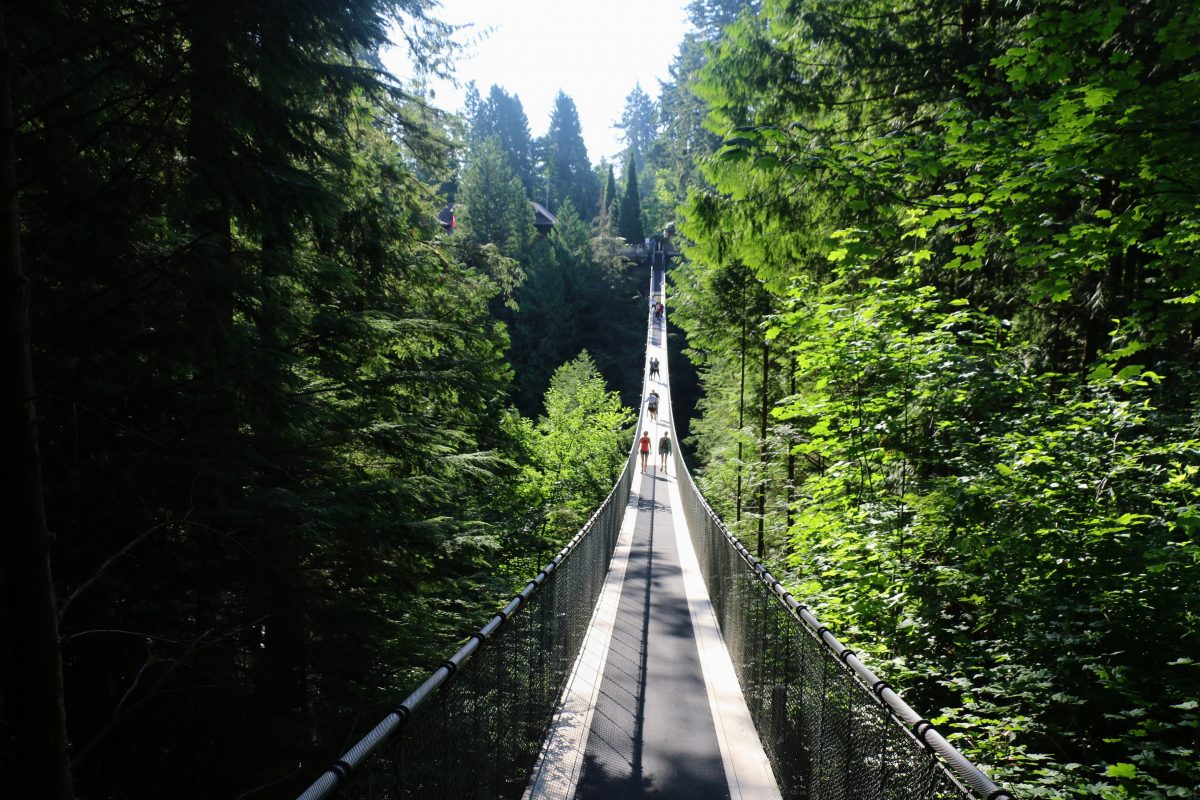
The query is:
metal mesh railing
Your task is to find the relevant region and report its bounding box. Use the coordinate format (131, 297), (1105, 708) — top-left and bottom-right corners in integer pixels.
(297, 445), (638, 800)
(670, 449), (1013, 800)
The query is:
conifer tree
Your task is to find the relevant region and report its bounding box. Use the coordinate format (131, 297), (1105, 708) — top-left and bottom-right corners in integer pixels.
(616, 83), (658, 174)
(619, 156), (645, 244)
(458, 137), (535, 260)
(4, 2), (525, 796)
(542, 92), (599, 217)
(603, 163), (621, 220)
(469, 85), (537, 198)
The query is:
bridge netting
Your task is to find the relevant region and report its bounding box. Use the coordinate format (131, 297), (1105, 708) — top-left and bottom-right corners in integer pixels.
(297, 265), (1012, 800)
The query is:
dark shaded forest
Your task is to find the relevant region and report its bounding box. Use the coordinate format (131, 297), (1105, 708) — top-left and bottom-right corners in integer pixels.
(1, 2), (661, 797)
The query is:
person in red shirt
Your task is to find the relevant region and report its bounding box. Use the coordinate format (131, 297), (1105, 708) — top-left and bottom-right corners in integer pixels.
(639, 431), (652, 472)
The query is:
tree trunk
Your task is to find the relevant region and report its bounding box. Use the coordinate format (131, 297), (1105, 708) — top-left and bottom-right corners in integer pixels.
(0, 5), (76, 796)
(786, 352), (796, 538)
(736, 277), (746, 521)
(757, 336), (769, 559)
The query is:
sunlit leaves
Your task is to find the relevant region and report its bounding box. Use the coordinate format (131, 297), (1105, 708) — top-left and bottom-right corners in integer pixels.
(669, 0), (1200, 796)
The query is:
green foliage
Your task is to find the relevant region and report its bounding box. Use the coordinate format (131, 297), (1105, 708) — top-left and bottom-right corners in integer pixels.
(617, 83), (658, 175)
(466, 84), (537, 197)
(603, 162), (622, 221)
(668, 0), (1200, 796)
(508, 202), (644, 415)
(542, 91), (600, 217)
(4, 2), (607, 797)
(619, 156), (646, 244)
(458, 137), (536, 261)
(530, 352), (635, 541)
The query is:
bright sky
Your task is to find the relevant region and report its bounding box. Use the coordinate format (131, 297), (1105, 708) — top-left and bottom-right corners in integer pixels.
(383, 0), (692, 164)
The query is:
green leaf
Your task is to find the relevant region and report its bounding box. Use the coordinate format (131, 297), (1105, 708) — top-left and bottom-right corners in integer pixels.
(1115, 364), (1144, 380)
(1105, 763), (1137, 779)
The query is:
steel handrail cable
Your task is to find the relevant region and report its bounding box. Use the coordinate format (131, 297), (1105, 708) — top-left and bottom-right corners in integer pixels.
(654, 264), (1014, 800)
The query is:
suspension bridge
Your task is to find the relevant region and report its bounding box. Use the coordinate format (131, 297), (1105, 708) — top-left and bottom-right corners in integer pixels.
(297, 265), (1014, 800)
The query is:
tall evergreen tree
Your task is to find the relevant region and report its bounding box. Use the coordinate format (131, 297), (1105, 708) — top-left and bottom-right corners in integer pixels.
(619, 156), (645, 244)
(458, 137), (535, 260)
(602, 162), (621, 220)
(469, 85), (537, 198)
(542, 92), (599, 218)
(0, 6), (73, 797)
(616, 83), (658, 174)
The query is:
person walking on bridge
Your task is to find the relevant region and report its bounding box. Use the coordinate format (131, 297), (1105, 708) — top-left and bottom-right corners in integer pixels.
(658, 432), (672, 473)
(639, 431), (652, 472)
(649, 357), (660, 380)
(646, 390), (659, 422)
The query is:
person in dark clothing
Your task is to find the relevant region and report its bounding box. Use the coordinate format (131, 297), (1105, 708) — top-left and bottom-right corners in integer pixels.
(649, 357), (660, 379)
(658, 432), (672, 472)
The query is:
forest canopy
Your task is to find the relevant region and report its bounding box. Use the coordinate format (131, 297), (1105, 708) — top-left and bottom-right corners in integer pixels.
(4, 1), (1199, 799)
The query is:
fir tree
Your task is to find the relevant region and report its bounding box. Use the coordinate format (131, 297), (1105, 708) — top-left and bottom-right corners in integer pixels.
(470, 85), (537, 198)
(619, 156), (645, 244)
(616, 83), (658, 174)
(603, 163), (621, 219)
(542, 92), (599, 218)
(458, 137), (536, 260)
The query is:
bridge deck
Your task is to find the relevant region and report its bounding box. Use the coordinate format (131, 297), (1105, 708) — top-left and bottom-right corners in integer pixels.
(524, 268), (780, 800)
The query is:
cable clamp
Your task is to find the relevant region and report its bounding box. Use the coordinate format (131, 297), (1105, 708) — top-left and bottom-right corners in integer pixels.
(912, 719), (935, 744)
(439, 659), (458, 676)
(838, 648), (857, 664)
(329, 759), (353, 779)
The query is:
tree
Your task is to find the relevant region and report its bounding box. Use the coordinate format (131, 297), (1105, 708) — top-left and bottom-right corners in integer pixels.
(616, 83), (658, 174)
(602, 162), (621, 221)
(532, 352), (634, 537)
(686, 0), (760, 38)
(542, 91), (599, 218)
(642, 33), (721, 233)
(509, 200), (642, 416)
(468, 85), (537, 198)
(0, 5), (73, 797)
(619, 156), (645, 244)
(458, 137), (535, 260)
